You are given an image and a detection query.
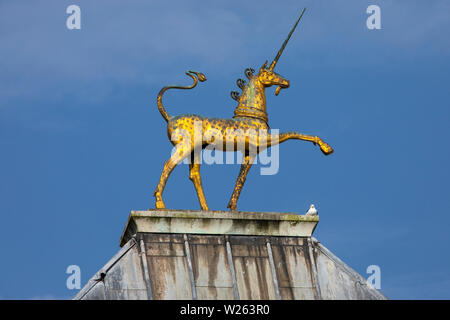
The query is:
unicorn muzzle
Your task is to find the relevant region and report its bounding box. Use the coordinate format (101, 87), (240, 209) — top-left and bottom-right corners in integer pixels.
(275, 80), (290, 96)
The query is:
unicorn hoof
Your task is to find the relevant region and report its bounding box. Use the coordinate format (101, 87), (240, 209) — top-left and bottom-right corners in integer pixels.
(155, 200), (166, 209)
(319, 141), (334, 155)
(227, 200), (237, 212)
(154, 192), (166, 209)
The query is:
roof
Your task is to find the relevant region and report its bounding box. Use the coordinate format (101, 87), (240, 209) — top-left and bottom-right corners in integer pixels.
(74, 233), (386, 300)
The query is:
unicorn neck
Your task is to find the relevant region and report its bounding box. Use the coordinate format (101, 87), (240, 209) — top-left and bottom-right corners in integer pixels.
(233, 78), (268, 124)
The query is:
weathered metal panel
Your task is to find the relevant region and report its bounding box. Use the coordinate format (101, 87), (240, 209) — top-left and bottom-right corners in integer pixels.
(74, 238), (141, 300)
(102, 244), (148, 300)
(312, 239), (387, 300)
(226, 239), (240, 299)
(270, 237), (316, 300)
(138, 239), (153, 299)
(143, 233), (193, 299)
(188, 235), (234, 300)
(82, 281), (107, 300)
(230, 236), (276, 299)
(315, 249), (360, 299)
(266, 242), (281, 300)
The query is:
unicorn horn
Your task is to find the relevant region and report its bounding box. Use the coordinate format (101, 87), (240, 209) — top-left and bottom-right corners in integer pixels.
(269, 8), (306, 71)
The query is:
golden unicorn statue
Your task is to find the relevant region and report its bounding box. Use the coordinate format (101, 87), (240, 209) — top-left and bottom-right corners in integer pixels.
(153, 9), (333, 211)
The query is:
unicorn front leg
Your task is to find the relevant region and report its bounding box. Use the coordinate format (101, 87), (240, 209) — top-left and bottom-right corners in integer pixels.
(267, 131), (334, 155)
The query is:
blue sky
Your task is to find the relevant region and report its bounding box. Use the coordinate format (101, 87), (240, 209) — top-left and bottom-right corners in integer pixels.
(0, 0), (449, 299)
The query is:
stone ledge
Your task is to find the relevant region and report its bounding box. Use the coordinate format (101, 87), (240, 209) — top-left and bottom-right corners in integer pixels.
(120, 209), (319, 247)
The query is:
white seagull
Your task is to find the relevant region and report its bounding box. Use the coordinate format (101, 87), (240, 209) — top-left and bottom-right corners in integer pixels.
(306, 204), (318, 216)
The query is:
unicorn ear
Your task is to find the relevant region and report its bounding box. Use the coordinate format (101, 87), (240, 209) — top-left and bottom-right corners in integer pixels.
(259, 60), (268, 72)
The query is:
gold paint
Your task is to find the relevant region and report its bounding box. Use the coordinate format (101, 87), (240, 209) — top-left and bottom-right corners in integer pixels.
(153, 8), (333, 211)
